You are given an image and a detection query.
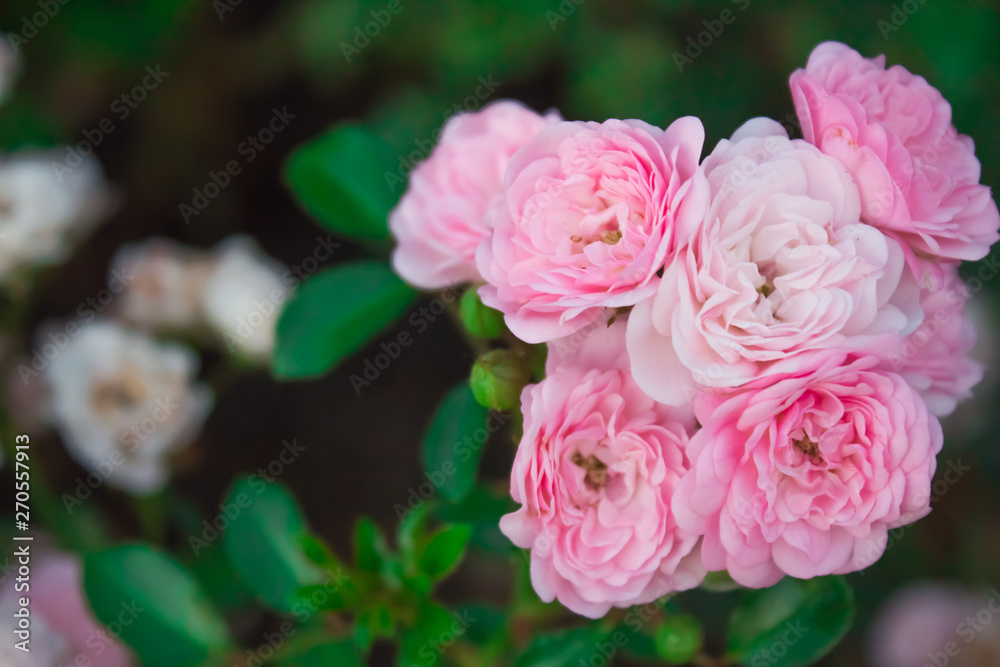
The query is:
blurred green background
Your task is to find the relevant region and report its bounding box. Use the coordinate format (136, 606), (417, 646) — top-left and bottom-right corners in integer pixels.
(3, 0), (999, 664)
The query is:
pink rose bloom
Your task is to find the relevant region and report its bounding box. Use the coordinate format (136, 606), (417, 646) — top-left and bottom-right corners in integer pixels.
(627, 119), (921, 405)
(499, 322), (704, 618)
(390, 100), (560, 289)
(886, 264), (984, 416)
(0, 551), (134, 666)
(477, 116), (709, 343)
(790, 41), (1000, 283)
(672, 353), (942, 588)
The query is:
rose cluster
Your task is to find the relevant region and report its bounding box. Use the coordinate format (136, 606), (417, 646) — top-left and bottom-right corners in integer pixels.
(389, 42), (998, 618)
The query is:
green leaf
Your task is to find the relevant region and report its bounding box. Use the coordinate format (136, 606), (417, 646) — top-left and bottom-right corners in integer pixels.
(273, 261), (416, 379)
(397, 499), (435, 563)
(438, 486), (516, 555)
(461, 604), (507, 647)
(398, 601), (465, 667)
(299, 533), (339, 568)
(283, 124), (399, 241)
(727, 576), (854, 667)
(84, 545), (230, 667)
(354, 517), (391, 574)
(222, 477), (326, 612)
(515, 627), (609, 667)
(188, 537), (255, 613)
(273, 639), (363, 667)
(616, 624), (661, 663)
(419, 524), (473, 581)
(420, 383), (490, 503)
(357, 604), (396, 648)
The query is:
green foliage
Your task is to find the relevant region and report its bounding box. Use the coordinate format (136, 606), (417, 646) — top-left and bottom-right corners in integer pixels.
(283, 124), (399, 241)
(222, 477), (327, 613)
(515, 626), (609, 667)
(397, 601), (462, 667)
(459, 287), (506, 339)
(272, 261), (416, 379)
(354, 516), (393, 575)
(273, 639), (364, 667)
(83, 546), (231, 667)
(418, 523), (473, 581)
(727, 576), (855, 666)
(420, 383), (490, 503)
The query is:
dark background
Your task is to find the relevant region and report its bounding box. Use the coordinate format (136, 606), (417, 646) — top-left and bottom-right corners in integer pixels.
(3, 0), (999, 664)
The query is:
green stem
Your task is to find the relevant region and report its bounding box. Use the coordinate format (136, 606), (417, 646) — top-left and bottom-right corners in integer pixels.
(132, 490), (168, 544)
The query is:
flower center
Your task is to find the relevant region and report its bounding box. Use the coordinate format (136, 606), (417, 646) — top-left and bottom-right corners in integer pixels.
(600, 229), (622, 244)
(91, 372), (147, 415)
(793, 434), (824, 465)
(569, 226), (623, 247)
(571, 452), (609, 491)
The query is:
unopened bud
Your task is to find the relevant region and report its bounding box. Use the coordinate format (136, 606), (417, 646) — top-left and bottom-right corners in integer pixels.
(469, 350), (530, 411)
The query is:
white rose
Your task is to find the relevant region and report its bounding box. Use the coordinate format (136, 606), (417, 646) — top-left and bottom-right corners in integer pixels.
(0, 151), (113, 282)
(112, 238), (213, 332)
(201, 235), (290, 360)
(43, 321), (212, 495)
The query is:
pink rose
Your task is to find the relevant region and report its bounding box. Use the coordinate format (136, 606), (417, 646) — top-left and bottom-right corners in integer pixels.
(390, 100), (560, 289)
(477, 116), (709, 343)
(627, 119), (921, 405)
(672, 353), (942, 588)
(0, 551), (134, 666)
(499, 322), (704, 618)
(885, 264), (984, 416)
(790, 41), (1000, 283)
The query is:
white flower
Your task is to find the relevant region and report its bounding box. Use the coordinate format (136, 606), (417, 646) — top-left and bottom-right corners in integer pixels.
(201, 236), (290, 361)
(0, 150), (113, 282)
(112, 238), (212, 332)
(43, 321), (212, 495)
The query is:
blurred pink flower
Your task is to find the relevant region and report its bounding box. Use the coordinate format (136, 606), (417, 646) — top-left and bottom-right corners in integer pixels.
(500, 322), (703, 618)
(390, 100), (560, 289)
(868, 582), (1000, 667)
(790, 41), (1000, 284)
(627, 119), (920, 405)
(672, 353), (941, 588)
(0, 551), (133, 667)
(478, 116), (709, 343)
